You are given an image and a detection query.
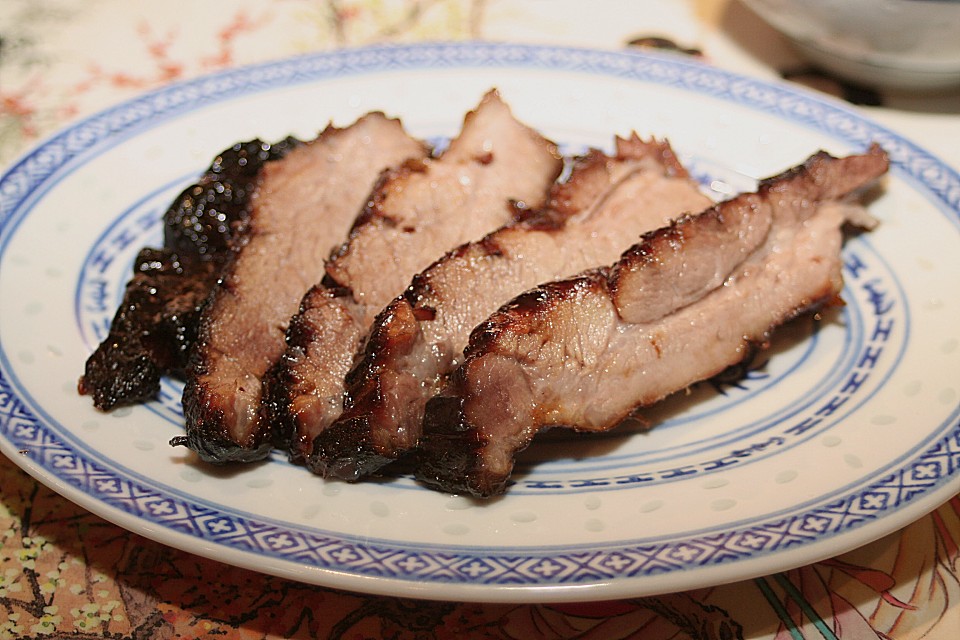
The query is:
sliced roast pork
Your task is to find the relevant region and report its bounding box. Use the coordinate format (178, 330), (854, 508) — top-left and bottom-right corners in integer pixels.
(265, 90), (563, 465)
(314, 135), (713, 479)
(176, 114), (429, 463)
(80, 138), (300, 410)
(416, 144), (889, 497)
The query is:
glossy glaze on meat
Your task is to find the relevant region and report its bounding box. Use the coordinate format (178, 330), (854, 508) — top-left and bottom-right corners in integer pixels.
(416, 145), (889, 497)
(177, 114), (429, 463)
(265, 90), (564, 466)
(80, 138), (300, 410)
(313, 135), (713, 480)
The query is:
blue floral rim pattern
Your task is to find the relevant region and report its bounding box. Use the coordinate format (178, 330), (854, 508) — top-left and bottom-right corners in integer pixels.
(1, 43), (958, 595)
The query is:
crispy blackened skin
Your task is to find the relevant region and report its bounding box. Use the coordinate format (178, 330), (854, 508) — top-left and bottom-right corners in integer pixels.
(78, 248), (216, 409)
(181, 114), (430, 464)
(164, 138), (301, 258)
(79, 138), (300, 410)
(416, 145), (889, 497)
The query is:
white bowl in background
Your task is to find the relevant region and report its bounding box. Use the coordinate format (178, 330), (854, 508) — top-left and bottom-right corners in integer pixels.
(742, 0), (960, 90)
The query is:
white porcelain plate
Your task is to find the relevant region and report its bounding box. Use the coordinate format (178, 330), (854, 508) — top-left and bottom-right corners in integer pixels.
(1, 43), (958, 603)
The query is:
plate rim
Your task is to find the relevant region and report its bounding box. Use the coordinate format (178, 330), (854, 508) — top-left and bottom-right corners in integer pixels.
(1, 41), (959, 602)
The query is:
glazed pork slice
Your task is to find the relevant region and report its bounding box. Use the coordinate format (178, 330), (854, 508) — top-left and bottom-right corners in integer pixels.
(265, 90), (563, 464)
(313, 135), (713, 479)
(80, 138), (300, 410)
(175, 114), (429, 463)
(416, 144), (890, 497)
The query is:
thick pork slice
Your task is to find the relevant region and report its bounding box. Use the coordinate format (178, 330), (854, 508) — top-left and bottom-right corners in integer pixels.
(176, 114), (429, 463)
(416, 144), (889, 497)
(80, 138), (300, 409)
(266, 90), (563, 464)
(314, 136), (713, 479)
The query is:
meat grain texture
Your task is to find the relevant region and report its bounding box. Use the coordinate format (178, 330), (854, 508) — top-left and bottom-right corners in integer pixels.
(265, 90), (563, 465)
(313, 135), (714, 480)
(178, 114), (429, 463)
(416, 144), (890, 497)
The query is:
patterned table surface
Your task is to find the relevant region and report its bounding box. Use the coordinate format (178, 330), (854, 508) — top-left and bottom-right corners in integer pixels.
(1, 1), (958, 638)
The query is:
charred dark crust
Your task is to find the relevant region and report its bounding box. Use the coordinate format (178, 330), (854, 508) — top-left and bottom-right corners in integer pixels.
(174, 380), (274, 463)
(476, 234), (508, 258)
(181, 262), (292, 464)
(617, 210), (696, 267)
(758, 150), (834, 193)
(81, 139), (299, 410)
(307, 415), (395, 480)
(262, 284), (339, 457)
(78, 248), (214, 409)
(190, 116), (431, 460)
(312, 283), (450, 477)
(260, 349), (304, 457)
(286, 285), (332, 348)
(415, 392), (497, 496)
(178, 328), (276, 463)
(165, 137), (301, 259)
(310, 297), (420, 475)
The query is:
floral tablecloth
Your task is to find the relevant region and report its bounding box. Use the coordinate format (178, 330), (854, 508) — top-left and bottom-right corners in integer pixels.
(1, 1), (958, 638)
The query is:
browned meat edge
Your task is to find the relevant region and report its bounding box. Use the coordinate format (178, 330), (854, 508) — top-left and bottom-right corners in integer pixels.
(264, 90), (563, 466)
(312, 135), (713, 479)
(416, 144), (890, 497)
(79, 138), (300, 410)
(176, 114), (429, 463)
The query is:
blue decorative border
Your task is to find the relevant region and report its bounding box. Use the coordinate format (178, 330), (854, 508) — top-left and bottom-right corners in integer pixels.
(1, 372), (957, 586)
(2, 43), (959, 593)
